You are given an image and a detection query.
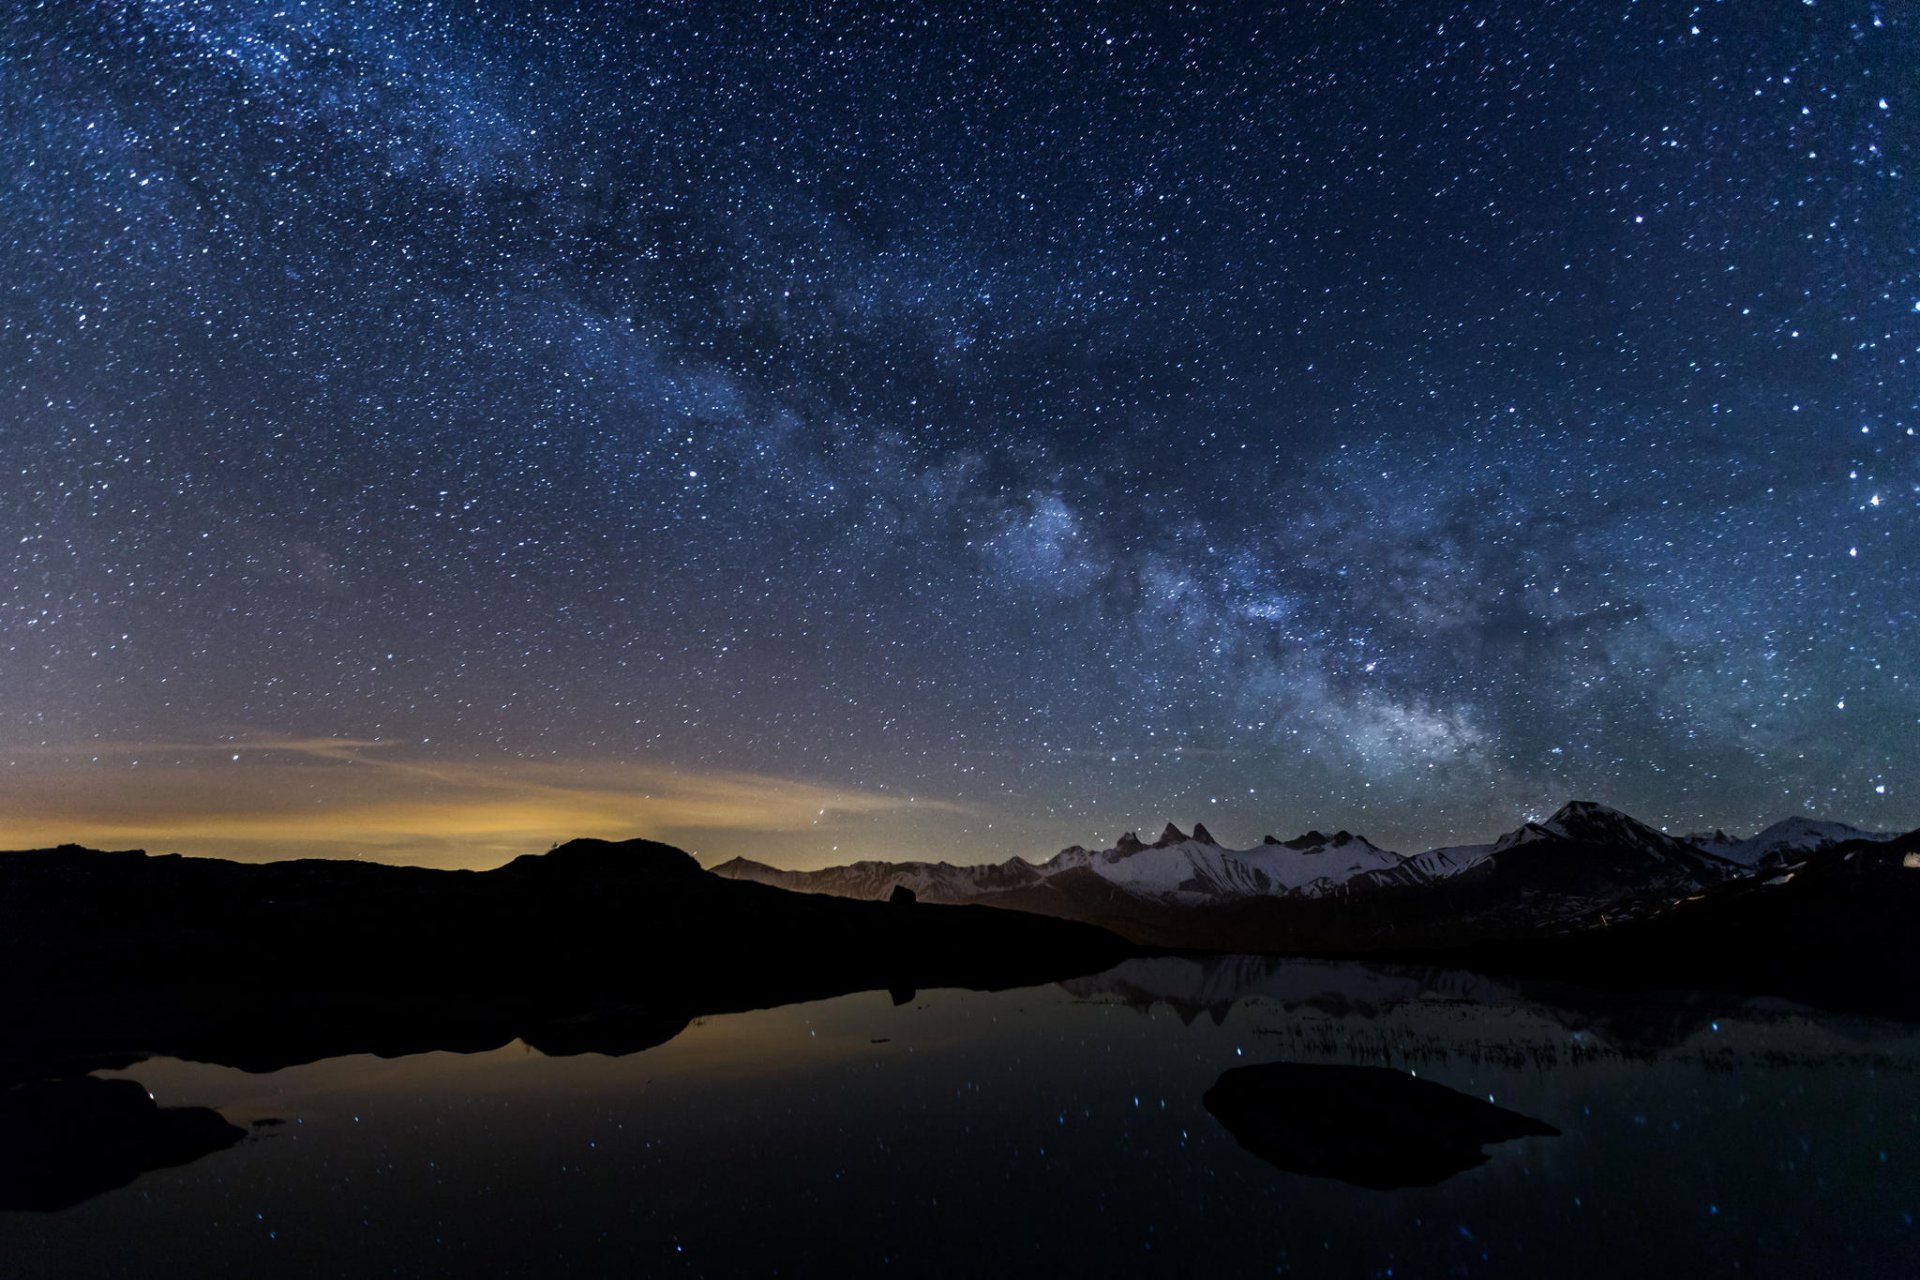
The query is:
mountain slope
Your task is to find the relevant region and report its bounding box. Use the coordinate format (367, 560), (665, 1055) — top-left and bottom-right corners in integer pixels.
(1462, 829), (1920, 1016)
(1685, 816), (1897, 868)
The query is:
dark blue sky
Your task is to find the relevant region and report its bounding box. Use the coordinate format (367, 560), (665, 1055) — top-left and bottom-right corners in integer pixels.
(3, 1), (1914, 866)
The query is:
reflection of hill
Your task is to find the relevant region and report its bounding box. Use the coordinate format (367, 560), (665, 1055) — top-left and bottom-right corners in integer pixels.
(0, 1076), (248, 1211)
(1203, 1062), (1558, 1189)
(0, 840), (1133, 1081)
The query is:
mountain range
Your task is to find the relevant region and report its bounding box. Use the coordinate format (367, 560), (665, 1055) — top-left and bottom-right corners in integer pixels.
(715, 801), (1910, 951)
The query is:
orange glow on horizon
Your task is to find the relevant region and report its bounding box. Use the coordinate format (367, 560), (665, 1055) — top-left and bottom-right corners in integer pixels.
(0, 738), (969, 870)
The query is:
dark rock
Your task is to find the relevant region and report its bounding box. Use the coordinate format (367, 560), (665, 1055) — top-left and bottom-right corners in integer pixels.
(0, 1076), (249, 1211)
(1203, 1062), (1558, 1190)
(1191, 823), (1220, 846)
(1154, 823), (1190, 847)
(1114, 831), (1145, 854)
(888, 884), (917, 905)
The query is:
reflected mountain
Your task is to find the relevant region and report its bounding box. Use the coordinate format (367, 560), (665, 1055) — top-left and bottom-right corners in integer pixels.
(1203, 1061), (1559, 1190)
(1062, 954), (1518, 1024)
(0, 1076), (249, 1211)
(1062, 953), (1912, 1058)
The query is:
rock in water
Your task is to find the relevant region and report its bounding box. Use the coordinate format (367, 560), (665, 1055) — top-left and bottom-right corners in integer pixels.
(1203, 1061), (1558, 1190)
(0, 1076), (249, 1211)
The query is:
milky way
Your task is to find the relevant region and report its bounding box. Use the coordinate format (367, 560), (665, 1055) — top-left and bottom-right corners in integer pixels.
(3, 1), (1914, 865)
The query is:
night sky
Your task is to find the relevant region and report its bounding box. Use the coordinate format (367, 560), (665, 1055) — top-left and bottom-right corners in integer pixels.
(3, 1), (1914, 868)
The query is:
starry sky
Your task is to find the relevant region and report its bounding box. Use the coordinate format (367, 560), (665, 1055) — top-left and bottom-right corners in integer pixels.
(3, 0), (1915, 869)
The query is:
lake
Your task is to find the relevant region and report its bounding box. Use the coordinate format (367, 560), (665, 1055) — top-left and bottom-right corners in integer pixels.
(3, 955), (1914, 1277)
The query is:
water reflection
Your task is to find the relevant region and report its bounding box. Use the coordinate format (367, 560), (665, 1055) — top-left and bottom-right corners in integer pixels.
(1, 955), (1914, 1278)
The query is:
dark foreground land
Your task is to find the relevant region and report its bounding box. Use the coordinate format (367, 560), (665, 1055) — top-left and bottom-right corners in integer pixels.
(2, 831), (1917, 1238)
(0, 839), (1134, 1081)
(7, 825), (1920, 1089)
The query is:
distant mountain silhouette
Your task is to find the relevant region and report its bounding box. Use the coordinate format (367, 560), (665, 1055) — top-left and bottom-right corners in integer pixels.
(1204, 1062), (1559, 1190)
(0, 838), (1135, 1082)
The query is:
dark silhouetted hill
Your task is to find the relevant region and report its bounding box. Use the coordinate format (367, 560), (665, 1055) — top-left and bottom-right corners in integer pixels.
(0, 838), (1134, 1080)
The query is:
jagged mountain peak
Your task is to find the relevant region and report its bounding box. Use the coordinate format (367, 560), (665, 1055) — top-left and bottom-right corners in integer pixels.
(1278, 829), (1380, 853)
(1114, 831), (1145, 854)
(1484, 802), (1664, 856)
(1491, 821), (1555, 853)
(1191, 822), (1220, 846)
(1545, 799), (1639, 829)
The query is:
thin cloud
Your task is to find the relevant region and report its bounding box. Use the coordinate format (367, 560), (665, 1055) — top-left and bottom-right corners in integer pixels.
(1, 740), (962, 868)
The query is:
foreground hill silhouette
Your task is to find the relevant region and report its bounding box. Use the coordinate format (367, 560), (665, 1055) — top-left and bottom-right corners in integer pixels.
(0, 838), (1133, 1081)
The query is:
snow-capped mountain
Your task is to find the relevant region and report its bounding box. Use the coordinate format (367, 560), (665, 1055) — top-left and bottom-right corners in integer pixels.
(1405, 802), (1735, 883)
(1037, 826), (1277, 904)
(712, 801), (1900, 947)
(1234, 830), (1412, 895)
(717, 820), (1422, 907)
(1685, 816), (1897, 868)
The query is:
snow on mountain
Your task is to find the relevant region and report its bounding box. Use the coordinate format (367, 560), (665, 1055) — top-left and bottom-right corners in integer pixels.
(716, 801), (1878, 912)
(1233, 830), (1408, 895)
(1081, 839), (1277, 904)
(1687, 816), (1897, 868)
(1404, 801), (1724, 882)
(1405, 841), (1498, 879)
(1538, 800), (1687, 854)
(1077, 824), (1431, 903)
(724, 823), (1415, 907)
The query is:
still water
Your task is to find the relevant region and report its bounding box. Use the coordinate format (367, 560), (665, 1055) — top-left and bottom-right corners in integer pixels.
(3, 956), (1915, 1277)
